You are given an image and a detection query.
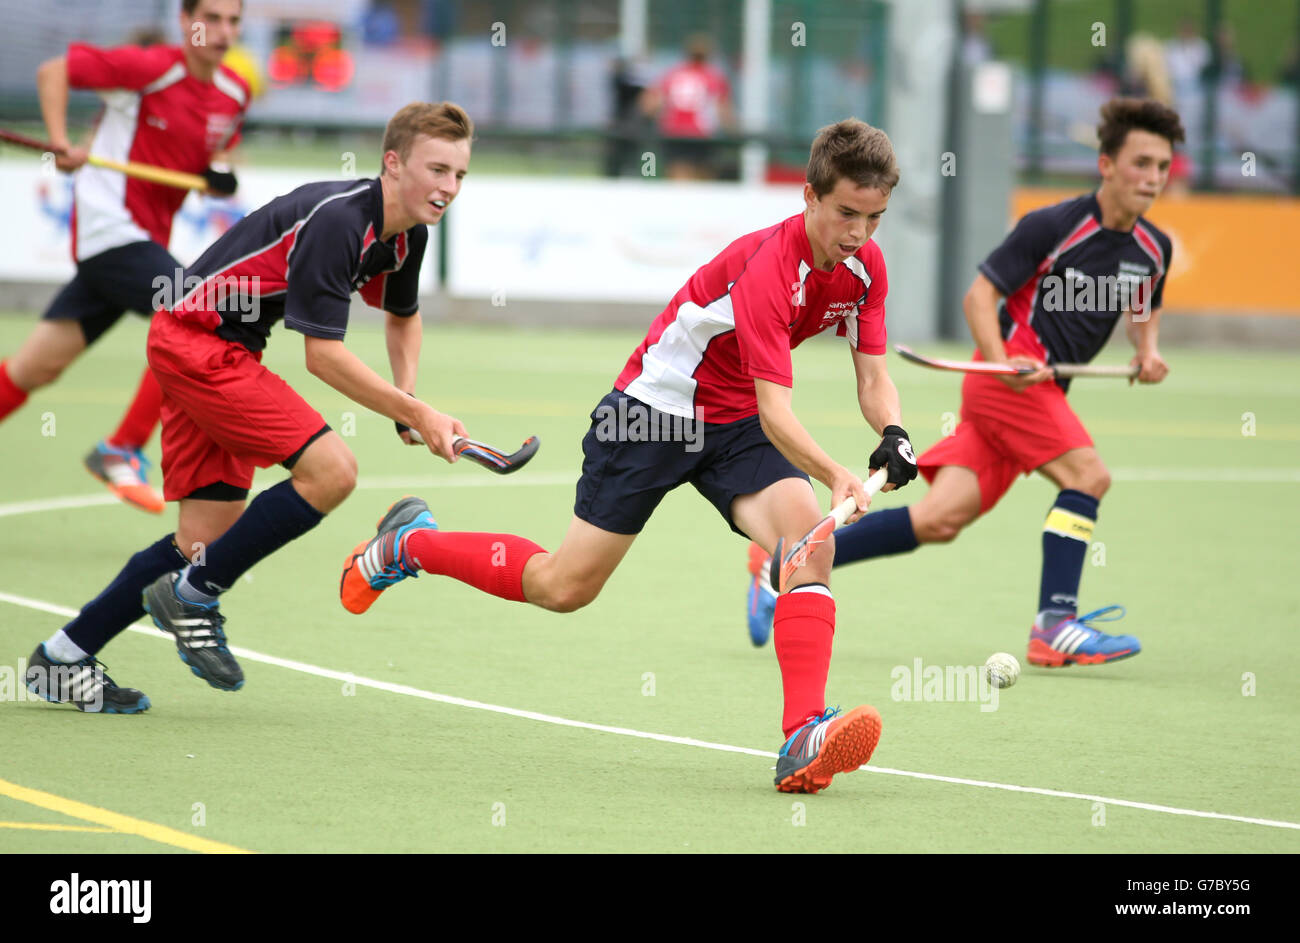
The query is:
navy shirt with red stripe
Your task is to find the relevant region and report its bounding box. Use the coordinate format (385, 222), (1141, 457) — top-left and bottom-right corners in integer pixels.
(173, 177), (425, 352)
(979, 192), (1172, 388)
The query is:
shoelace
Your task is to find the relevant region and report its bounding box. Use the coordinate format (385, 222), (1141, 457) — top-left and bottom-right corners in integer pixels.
(67, 655), (115, 689)
(1065, 605), (1127, 634)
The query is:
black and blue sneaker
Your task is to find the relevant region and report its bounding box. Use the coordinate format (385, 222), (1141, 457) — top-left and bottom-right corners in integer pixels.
(25, 644), (150, 714)
(142, 572), (244, 691)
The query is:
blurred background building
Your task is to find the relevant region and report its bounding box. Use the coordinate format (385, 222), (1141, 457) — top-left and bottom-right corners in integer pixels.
(1, 0), (1296, 339)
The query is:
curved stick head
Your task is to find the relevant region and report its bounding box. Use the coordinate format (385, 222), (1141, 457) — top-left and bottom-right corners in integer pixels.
(454, 435), (540, 474)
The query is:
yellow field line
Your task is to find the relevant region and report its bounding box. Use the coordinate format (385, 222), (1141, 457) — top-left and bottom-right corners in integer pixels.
(0, 778), (252, 854)
(0, 821), (116, 833)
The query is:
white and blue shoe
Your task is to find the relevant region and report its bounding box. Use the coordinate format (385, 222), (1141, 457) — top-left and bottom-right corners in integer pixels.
(1028, 605), (1141, 667)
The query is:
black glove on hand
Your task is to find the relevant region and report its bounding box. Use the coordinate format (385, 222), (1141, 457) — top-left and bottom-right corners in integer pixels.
(869, 424), (917, 487)
(202, 167), (238, 196)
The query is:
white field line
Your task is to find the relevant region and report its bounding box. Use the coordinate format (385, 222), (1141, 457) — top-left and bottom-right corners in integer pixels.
(0, 466), (1294, 520)
(1, 589), (1297, 833)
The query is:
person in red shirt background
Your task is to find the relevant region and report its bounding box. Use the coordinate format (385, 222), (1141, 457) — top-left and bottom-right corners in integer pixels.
(641, 34), (735, 180)
(0, 0), (248, 514)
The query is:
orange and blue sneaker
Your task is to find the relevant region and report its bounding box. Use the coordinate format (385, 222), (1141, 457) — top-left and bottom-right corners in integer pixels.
(1027, 605), (1140, 667)
(84, 441), (165, 514)
(746, 542), (776, 647)
(340, 496), (437, 614)
(774, 705), (883, 794)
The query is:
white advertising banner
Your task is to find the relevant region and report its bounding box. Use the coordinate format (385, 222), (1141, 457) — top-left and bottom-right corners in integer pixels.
(0, 160), (438, 291)
(446, 177), (808, 303)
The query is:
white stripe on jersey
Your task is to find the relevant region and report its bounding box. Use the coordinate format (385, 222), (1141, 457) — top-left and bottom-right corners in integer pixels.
(841, 255), (872, 349)
(622, 294), (736, 419)
(213, 69), (248, 109)
(141, 62), (187, 96)
(75, 89), (149, 260)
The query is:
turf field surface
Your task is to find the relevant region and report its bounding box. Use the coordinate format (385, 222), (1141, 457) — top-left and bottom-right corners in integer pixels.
(1, 314), (1297, 853)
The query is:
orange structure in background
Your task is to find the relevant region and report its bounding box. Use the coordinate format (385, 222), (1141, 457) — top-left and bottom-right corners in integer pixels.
(1011, 189), (1300, 315)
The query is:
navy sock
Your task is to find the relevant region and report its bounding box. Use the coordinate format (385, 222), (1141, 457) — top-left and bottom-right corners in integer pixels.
(63, 535), (189, 655)
(832, 506), (919, 566)
(1038, 489), (1099, 615)
(183, 479), (324, 598)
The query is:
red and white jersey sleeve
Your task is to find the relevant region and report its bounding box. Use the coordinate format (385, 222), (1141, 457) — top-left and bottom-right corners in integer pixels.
(66, 43), (249, 261)
(615, 213), (888, 424)
(835, 241), (888, 354)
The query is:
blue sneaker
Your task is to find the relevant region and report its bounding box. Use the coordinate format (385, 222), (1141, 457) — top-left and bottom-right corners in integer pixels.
(84, 440), (165, 514)
(746, 543), (776, 646)
(775, 705), (883, 793)
(340, 496), (438, 614)
(1028, 605), (1141, 667)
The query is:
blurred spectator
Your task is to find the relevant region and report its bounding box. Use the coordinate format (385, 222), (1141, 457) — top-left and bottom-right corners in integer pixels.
(363, 2), (400, 47)
(640, 34), (735, 180)
(1163, 18), (1210, 104)
(1123, 35), (1189, 195)
(604, 57), (650, 177)
(1123, 34), (1173, 104)
(1203, 23), (1247, 87)
(961, 11), (991, 67)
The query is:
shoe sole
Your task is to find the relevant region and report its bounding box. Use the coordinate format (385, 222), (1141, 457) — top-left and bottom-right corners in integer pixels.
(776, 706), (882, 794)
(340, 497), (432, 615)
(1027, 637), (1141, 667)
(25, 681), (152, 713)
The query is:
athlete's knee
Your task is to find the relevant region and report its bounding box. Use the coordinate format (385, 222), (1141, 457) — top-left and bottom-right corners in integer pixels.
(296, 444), (357, 507)
(540, 579), (602, 613)
(1066, 462), (1111, 499)
(911, 504), (974, 544)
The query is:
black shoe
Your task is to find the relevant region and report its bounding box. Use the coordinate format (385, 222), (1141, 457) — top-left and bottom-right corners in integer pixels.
(142, 572), (244, 691)
(25, 644), (150, 713)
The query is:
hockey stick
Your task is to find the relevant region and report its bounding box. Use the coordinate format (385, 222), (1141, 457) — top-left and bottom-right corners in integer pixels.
(894, 344), (1139, 379)
(770, 467), (890, 594)
(407, 430), (541, 475)
(0, 127), (210, 192)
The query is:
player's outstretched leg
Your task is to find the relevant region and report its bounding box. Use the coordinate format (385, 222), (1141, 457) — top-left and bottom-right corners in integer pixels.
(84, 441), (165, 514)
(1028, 605), (1140, 667)
(340, 496), (439, 614)
(142, 572), (243, 691)
(25, 644), (150, 714)
(774, 705), (883, 794)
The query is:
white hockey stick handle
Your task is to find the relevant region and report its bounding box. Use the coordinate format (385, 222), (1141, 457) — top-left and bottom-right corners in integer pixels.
(828, 467), (890, 528)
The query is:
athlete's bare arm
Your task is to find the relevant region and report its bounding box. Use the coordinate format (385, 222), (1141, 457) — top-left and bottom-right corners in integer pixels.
(35, 56), (86, 171)
(754, 378), (868, 523)
(963, 272), (1051, 392)
(303, 335), (463, 461)
(1125, 306), (1169, 383)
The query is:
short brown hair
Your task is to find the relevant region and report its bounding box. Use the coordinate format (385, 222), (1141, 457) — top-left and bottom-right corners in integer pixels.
(382, 102), (474, 166)
(1097, 97), (1185, 157)
(807, 119), (899, 196)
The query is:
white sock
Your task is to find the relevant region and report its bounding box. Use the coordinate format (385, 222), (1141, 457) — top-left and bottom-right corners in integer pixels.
(44, 629), (89, 664)
(1035, 609), (1074, 632)
(175, 567), (219, 606)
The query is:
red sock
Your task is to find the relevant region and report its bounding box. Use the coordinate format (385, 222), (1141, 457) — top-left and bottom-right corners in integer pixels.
(0, 360), (29, 423)
(106, 368), (163, 450)
(773, 587), (836, 738)
(403, 530), (546, 602)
